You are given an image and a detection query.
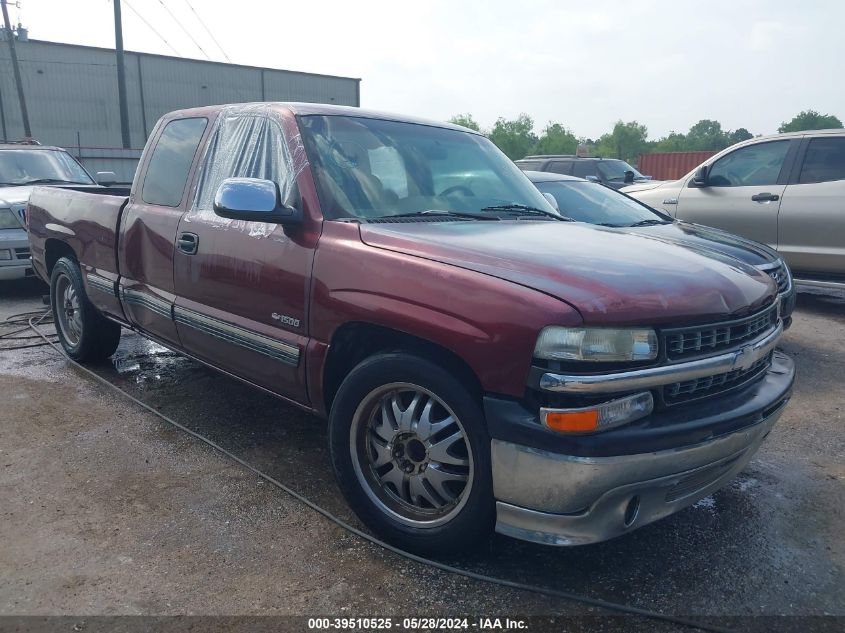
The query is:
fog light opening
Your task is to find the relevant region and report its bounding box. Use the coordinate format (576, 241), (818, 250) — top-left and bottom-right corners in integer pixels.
(624, 495), (640, 528)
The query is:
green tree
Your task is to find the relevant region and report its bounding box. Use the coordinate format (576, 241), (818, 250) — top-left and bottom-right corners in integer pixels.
(534, 123), (578, 155)
(595, 120), (649, 162)
(488, 114), (537, 160)
(778, 110), (843, 133)
(652, 131), (688, 153)
(686, 119), (730, 151)
(448, 113), (481, 132)
(728, 127), (753, 144)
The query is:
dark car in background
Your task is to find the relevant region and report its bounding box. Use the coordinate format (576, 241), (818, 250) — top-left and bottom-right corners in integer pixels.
(526, 170), (796, 325)
(515, 155), (651, 189)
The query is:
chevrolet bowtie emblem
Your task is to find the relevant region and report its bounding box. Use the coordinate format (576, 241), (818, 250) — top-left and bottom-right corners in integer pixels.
(732, 344), (756, 371)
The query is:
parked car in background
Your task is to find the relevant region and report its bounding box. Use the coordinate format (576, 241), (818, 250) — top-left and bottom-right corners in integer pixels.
(0, 141), (115, 281)
(515, 155), (652, 189)
(28, 103), (793, 553)
(623, 130), (845, 290)
(526, 171), (795, 325)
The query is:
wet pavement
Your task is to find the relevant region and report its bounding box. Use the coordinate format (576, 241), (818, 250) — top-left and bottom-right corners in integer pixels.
(1, 277), (843, 629)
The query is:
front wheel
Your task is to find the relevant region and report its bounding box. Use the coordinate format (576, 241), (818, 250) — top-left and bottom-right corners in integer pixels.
(329, 352), (494, 554)
(50, 257), (121, 362)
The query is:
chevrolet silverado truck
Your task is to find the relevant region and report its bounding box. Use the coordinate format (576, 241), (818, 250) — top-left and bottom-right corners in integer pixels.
(27, 103), (795, 553)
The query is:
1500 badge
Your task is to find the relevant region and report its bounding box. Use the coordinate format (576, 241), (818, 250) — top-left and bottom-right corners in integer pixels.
(272, 312), (301, 328)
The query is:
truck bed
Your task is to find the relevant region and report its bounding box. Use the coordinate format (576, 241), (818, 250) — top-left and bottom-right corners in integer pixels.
(27, 185), (130, 311)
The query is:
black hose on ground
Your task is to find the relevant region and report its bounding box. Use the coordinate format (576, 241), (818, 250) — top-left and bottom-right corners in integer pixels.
(0, 309), (58, 350)
(21, 311), (733, 633)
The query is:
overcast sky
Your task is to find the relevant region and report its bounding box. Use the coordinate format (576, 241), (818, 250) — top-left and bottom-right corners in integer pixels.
(15, 0), (845, 139)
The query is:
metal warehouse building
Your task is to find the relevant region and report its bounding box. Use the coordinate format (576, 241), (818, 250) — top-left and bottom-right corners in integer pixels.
(0, 38), (361, 181)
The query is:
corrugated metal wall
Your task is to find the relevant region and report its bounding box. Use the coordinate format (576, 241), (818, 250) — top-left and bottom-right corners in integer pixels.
(0, 39), (360, 182)
(637, 151), (717, 181)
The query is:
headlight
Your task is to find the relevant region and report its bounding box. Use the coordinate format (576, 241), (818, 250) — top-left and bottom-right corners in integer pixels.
(0, 249), (11, 260)
(534, 327), (658, 362)
(0, 208), (22, 229)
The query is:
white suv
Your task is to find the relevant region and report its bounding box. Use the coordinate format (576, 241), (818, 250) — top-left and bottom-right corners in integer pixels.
(623, 129), (845, 289)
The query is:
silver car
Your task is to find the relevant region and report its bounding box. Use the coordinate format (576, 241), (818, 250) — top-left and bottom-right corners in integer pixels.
(624, 129), (845, 290)
(0, 143), (100, 281)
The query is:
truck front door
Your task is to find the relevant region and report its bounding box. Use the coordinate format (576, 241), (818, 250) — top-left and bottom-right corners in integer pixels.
(172, 109), (315, 404)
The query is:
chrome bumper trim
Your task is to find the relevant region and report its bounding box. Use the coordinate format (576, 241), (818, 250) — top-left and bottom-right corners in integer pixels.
(540, 321), (783, 394)
(493, 397), (788, 546)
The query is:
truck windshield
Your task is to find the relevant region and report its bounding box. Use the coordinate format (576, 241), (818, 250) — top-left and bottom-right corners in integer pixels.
(0, 149), (94, 186)
(298, 115), (554, 220)
(534, 179), (671, 226)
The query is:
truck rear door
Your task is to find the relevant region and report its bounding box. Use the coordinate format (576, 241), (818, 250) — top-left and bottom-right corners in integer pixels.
(117, 117), (209, 347)
(172, 109), (314, 403)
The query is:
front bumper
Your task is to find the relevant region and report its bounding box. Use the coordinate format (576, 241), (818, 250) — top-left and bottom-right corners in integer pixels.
(0, 230), (33, 280)
(490, 351), (794, 546)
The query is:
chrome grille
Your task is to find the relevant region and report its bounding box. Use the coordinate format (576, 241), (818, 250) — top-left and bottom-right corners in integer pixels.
(664, 352), (773, 404)
(663, 304), (778, 361)
(764, 262), (790, 294)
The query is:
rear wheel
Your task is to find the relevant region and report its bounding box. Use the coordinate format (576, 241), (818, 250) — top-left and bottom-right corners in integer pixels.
(329, 352), (494, 554)
(50, 257), (121, 362)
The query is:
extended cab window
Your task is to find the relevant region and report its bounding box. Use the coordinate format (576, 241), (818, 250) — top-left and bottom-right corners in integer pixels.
(707, 141), (790, 187)
(193, 114), (291, 210)
(798, 137), (845, 184)
(142, 118), (207, 207)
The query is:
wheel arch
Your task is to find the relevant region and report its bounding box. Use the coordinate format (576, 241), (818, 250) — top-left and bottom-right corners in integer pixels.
(322, 321), (483, 416)
(44, 239), (78, 275)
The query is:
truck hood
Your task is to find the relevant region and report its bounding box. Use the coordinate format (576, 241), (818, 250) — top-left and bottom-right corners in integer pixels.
(624, 221), (780, 267)
(359, 221), (777, 325)
(621, 180), (674, 193)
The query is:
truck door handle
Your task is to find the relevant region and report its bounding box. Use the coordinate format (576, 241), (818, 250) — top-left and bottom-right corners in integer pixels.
(177, 232), (198, 254)
(751, 192), (779, 202)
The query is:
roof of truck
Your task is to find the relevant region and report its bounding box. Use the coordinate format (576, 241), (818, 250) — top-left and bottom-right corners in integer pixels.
(167, 102), (484, 135)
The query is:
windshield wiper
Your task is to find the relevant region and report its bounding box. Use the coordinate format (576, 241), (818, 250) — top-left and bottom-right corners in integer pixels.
(480, 204), (570, 221)
(628, 219), (669, 227)
(14, 178), (92, 186)
(384, 210), (500, 221)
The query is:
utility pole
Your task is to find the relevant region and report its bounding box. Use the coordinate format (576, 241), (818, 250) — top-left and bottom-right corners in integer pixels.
(113, 0), (131, 149)
(1, 0), (31, 138)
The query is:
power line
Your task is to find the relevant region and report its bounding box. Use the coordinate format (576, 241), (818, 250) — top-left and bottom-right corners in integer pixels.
(181, 0), (231, 63)
(122, 0), (182, 57)
(156, 0), (209, 60)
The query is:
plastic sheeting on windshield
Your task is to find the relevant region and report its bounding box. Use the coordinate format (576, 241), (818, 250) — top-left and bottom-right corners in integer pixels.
(185, 103), (308, 238)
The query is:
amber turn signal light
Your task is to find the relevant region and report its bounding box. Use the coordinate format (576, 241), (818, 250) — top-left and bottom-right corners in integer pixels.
(543, 410), (600, 433)
(540, 392), (654, 434)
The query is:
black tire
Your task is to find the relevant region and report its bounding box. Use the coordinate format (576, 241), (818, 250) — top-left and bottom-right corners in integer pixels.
(50, 257), (121, 362)
(329, 352), (494, 555)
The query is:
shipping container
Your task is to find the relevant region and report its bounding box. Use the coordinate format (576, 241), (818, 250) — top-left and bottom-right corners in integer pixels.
(638, 151), (717, 181)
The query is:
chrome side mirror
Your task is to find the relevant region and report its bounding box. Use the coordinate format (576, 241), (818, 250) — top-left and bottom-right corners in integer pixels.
(212, 178), (301, 225)
(96, 171), (117, 186)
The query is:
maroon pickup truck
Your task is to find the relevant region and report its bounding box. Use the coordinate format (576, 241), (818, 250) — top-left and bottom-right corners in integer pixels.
(27, 103), (795, 553)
